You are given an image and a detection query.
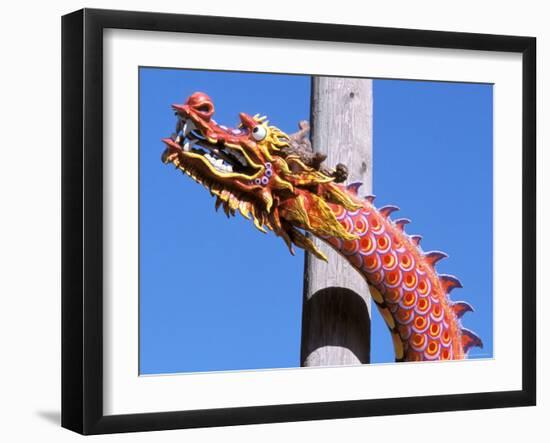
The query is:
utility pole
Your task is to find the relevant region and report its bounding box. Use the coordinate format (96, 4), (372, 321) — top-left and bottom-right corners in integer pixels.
(301, 77), (373, 367)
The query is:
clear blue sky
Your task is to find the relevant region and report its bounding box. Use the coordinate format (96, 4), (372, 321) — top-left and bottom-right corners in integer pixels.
(139, 68), (493, 374)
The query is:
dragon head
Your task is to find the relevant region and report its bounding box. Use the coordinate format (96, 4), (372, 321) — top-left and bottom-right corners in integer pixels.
(162, 92), (361, 261)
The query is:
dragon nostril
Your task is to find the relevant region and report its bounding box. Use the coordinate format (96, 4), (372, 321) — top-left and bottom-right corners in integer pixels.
(196, 104), (211, 113)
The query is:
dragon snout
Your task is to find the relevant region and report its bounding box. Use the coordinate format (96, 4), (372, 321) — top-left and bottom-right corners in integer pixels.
(173, 91), (215, 122)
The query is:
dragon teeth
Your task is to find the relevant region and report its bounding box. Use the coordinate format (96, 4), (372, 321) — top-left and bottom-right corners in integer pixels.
(234, 151), (247, 166)
(204, 154), (233, 172)
(182, 119), (196, 136)
(183, 139), (198, 152)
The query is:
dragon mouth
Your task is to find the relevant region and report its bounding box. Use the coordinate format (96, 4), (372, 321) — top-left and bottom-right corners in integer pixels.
(162, 116), (262, 183)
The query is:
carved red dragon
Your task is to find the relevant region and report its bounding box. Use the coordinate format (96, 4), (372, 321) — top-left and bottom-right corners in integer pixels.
(161, 92), (483, 362)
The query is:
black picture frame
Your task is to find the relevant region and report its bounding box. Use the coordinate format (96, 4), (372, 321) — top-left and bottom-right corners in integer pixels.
(62, 8), (536, 435)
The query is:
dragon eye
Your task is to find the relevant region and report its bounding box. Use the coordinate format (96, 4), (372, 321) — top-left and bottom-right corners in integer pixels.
(251, 125), (267, 141)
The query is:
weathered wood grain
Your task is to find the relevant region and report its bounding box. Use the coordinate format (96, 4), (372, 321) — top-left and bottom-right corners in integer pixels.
(301, 77), (373, 367)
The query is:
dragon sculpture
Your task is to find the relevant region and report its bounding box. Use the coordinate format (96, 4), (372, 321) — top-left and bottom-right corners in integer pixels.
(161, 91), (483, 362)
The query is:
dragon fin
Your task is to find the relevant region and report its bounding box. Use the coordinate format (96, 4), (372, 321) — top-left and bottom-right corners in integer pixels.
(379, 205), (400, 217)
(394, 218), (411, 231)
(346, 182), (363, 195)
(410, 235), (422, 246)
(452, 301), (474, 318)
(439, 274), (463, 293)
(424, 250), (448, 266)
(461, 328), (483, 352)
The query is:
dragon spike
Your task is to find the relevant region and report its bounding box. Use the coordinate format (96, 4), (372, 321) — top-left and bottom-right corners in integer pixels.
(439, 274), (463, 294)
(424, 250), (448, 266)
(346, 182), (363, 195)
(222, 201), (232, 218)
(461, 328), (483, 352)
(410, 235), (422, 246)
(238, 201), (252, 220)
(393, 218), (411, 231)
(364, 194), (376, 203)
(253, 216), (267, 233)
(452, 301), (475, 318)
(379, 205), (400, 217)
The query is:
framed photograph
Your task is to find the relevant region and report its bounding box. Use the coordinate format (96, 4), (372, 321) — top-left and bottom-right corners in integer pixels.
(62, 8), (536, 435)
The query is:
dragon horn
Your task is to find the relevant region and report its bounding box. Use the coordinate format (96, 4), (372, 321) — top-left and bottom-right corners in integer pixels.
(424, 250), (448, 266)
(452, 301), (475, 318)
(439, 274), (463, 294)
(394, 218), (411, 231)
(461, 328), (483, 352)
(379, 205), (400, 217)
(364, 194), (376, 203)
(346, 182), (363, 195)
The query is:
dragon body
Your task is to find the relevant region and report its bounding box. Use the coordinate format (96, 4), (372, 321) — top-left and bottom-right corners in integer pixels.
(161, 92), (483, 362)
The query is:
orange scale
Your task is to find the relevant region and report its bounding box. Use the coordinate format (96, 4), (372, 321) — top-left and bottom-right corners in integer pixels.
(399, 253), (414, 271)
(354, 216), (368, 235)
(377, 235), (390, 251)
(441, 329), (451, 345)
(426, 341), (440, 356)
(370, 271), (384, 285)
(359, 235), (376, 255)
(369, 216), (380, 229)
(340, 217), (353, 233)
(431, 304), (444, 321)
(396, 308), (413, 325)
(332, 204), (346, 220)
(416, 297), (430, 314)
(403, 272), (418, 290)
(363, 255), (380, 272)
(417, 279), (429, 295)
(428, 322), (441, 338)
(413, 316), (428, 332)
(342, 239), (359, 255)
(441, 348), (452, 360)
(385, 288), (403, 304)
(412, 333), (426, 347)
(385, 270), (402, 287)
(402, 291), (416, 308)
(391, 234), (403, 249)
(382, 252), (397, 270)
(369, 215), (385, 234)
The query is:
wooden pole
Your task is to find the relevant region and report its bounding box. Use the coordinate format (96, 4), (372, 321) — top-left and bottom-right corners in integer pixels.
(301, 77), (373, 367)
